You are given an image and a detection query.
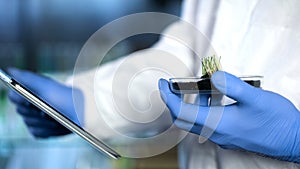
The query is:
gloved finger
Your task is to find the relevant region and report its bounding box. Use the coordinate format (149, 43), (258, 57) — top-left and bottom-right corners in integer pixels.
(22, 116), (61, 128)
(159, 78), (211, 125)
(173, 118), (203, 135)
(28, 127), (71, 138)
(16, 104), (44, 117)
(159, 79), (182, 114)
(159, 79), (182, 120)
(8, 90), (30, 106)
(16, 105), (68, 129)
(159, 78), (238, 137)
(219, 144), (241, 151)
(172, 111), (243, 149)
(211, 71), (260, 104)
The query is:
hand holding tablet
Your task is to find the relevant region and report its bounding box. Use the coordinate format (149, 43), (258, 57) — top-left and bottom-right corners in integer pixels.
(0, 68), (121, 159)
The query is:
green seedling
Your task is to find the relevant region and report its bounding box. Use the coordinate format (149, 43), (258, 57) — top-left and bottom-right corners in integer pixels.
(202, 55), (222, 77)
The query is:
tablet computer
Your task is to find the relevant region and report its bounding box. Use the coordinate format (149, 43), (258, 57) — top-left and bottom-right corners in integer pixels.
(0, 69), (121, 160)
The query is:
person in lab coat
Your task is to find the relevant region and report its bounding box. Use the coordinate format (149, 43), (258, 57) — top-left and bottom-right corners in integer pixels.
(8, 0), (300, 168)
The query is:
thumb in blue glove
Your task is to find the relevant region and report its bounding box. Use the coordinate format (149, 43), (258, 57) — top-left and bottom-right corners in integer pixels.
(8, 68), (84, 138)
(159, 71), (300, 163)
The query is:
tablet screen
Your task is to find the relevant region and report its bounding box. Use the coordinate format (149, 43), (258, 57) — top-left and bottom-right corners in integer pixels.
(0, 69), (121, 159)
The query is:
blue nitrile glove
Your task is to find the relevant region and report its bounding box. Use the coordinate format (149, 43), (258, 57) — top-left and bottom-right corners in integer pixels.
(8, 68), (84, 138)
(159, 71), (300, 163)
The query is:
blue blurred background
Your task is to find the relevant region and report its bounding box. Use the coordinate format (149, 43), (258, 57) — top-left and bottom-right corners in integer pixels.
(0, 0), (181, 72)
(0, 0), (181, 168)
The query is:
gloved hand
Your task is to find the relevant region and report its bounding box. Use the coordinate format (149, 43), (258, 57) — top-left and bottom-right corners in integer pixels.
(8, 68), (84, 138)
(159, 71), (300, 163)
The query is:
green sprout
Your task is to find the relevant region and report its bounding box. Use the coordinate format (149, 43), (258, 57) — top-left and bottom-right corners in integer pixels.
(202, 55), (222, 77)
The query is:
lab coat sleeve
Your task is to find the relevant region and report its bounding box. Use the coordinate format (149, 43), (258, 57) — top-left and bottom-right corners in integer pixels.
(66, 20), (196, 140)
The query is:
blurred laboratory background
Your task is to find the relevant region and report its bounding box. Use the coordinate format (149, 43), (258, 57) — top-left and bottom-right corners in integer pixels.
(0, 0), (181, 168)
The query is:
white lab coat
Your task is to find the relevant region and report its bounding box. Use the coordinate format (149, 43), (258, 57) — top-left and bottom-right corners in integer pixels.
(70, 0), (300, 168)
